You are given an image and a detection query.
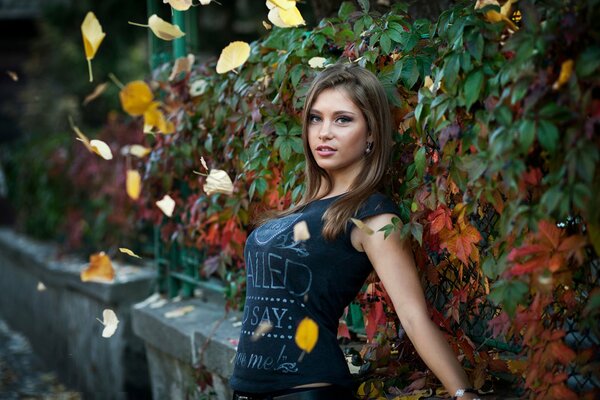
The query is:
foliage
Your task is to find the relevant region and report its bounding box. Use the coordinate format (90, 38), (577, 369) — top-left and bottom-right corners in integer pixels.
(4, 0), (150, 253)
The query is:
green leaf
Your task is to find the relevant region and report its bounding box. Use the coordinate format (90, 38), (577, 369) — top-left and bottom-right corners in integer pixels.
(414, 147), (426, 179)
(576, 46), (600, 77)
(380, 33), (392, 54)
(466, 31), (484, 62)
(489, 279), (529, 317)
(444, 53), (460, 90)
(464, 69), (484, 110)
(518, 119), (536, 153)
(357, 0), (369, 13)
(410, 222), (423, 245)
(537, 120), (559, 153)
(338, 2), (357, 20)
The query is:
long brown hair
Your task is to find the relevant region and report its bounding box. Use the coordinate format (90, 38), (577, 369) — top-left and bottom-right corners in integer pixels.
(256, 63), (393, 240)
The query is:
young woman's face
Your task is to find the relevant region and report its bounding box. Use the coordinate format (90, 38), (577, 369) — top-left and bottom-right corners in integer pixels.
(307, 87), (369, 183)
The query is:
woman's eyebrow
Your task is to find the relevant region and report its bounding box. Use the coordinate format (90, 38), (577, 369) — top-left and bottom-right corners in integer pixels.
(309, 109), (357, 116)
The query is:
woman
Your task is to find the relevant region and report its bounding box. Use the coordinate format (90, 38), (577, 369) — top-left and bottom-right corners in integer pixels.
(230, 64), (480, 400)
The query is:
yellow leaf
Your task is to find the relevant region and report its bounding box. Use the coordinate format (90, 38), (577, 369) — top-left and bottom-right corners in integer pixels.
(200, 156), (208, 171)
(474, 0), (518, 30)
(267, 8), (289, 28)
(156, 194), (176, 217)
(251, 321), (273, 341)
(500, 0), (518, 17)
(97, 309), (119, 338)
(69, 119), (113, 160)
(164, 305), (195, 318)
(82, 82), (108, 106)
(262, 20), (272, 30)
(216, 41), (251, 74)
(148, 14), (185, 41)
(6, 70), (18, 81)
(126, 170), (141, 200)
(128, 144), (151, 158)
(89, 139), (113, 160)
(203, 169), (234, 195)
(81, 12), (106, 82)
(37, 282), (46, 291)
(81, 252), (115, 283)
(278, 5), (305, 27)
(350, 218), (374, 235)
(169, 54), (195, 81)
(391, 389), (433, 400)
(163, 0), (193, 11)
(119, 247), (142, 259)
(266, 0), (296, 10)
(199, 0), (212, 4)
(293, 221), (310, 242)
(552, 59), (574, 90)
(308, 57), (327, 69)
(143, 102), (175, 134)
(119, 80), (154, 116)
(294, 317), (318, 354)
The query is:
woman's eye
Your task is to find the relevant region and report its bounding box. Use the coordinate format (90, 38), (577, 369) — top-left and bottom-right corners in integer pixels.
(309, 115), (321, 123)
(336, 116), (352, 124)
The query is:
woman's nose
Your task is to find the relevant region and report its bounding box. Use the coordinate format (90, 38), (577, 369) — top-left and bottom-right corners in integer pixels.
(318, 121), (333, 139)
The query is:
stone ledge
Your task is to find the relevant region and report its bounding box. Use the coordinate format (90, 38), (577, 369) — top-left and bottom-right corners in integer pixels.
(0, 228), (156, 303)
(0, 227), (155, 399)
(132, 291), (242, 399)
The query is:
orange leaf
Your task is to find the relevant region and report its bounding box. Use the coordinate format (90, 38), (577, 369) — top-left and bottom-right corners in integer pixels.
(428, 205), (452, 235)
(440, 223), (482, 265)
(81, 252), (115, 282)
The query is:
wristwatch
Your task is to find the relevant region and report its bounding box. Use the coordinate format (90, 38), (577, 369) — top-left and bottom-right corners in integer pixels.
(454, 388), (481, 400)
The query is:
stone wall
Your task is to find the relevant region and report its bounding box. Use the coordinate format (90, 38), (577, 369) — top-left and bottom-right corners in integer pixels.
(0, 228), (155, 399)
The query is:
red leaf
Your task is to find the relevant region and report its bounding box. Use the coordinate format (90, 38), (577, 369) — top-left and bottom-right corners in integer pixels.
(548, 383), (578, 400)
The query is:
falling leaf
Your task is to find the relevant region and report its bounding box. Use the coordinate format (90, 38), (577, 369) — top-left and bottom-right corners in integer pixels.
(308, 57), (327, 69)
(127, 144), (151, 158)
(203, 169), (234, 195)
(119, 80), (154, 116)
(126, 170), (141, 200)
(148, 14), (185, 41)
(216, 41), (251, 74)
(293, 221), (310, 241)
(119, 247), (142, 259)
(89, 139), (113, 160)
(97, 309), (119, 338)
(81, 252), (115, 283)
(474, 0), (518, 31)
(143, 102), (175, 134)
(200, 156), (208, 171)
(189, 79), (208, 97)
(295, 317), (318, 355)
(163, 0), (193, 11)
(251, 321), (273, 341)
(69, 120), (113, 160)
(37, 282), (46, 291)
(350, 218), (374, 235)
(81, 12), (106, 82)
(164, 305), (195, 318)
(169, 54), (195, 81)
(262, 20), (272, 30)
(156, 194), (176, 217)
(266, 0), (297, 10)
(82, 82), (108, 106)
(552, 59), (574, 90)
(6, 70), (18, 81)
(278, 6), (305, 27)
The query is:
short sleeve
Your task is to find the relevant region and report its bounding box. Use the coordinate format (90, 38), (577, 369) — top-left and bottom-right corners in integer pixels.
(354, 192), (401, 221)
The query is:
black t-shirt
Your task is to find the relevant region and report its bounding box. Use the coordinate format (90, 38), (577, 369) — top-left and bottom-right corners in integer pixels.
(230, 192), (401, 393)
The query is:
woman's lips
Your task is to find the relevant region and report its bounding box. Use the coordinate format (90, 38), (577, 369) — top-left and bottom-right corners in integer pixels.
(316, 145), (336, 156)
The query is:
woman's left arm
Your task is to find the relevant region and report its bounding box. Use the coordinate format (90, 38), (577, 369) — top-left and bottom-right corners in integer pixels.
(353, 213), (479, 400)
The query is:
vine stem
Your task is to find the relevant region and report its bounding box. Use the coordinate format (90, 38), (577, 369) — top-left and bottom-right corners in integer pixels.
(108, 73), (125, 90)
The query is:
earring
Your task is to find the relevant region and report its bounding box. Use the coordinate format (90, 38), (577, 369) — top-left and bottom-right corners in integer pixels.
(365, 141), (374, 154)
